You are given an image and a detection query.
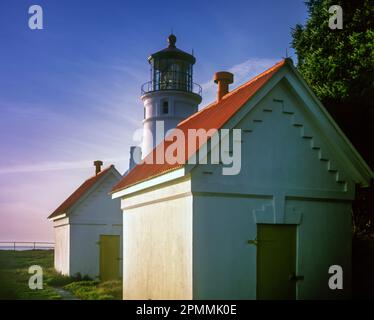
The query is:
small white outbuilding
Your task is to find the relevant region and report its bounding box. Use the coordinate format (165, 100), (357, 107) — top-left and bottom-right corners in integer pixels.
(49, 162), (123, 280)
(112, 59), (373, 300)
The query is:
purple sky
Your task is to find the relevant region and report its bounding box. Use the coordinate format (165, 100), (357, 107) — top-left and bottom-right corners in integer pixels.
(0, 0), (307, 241)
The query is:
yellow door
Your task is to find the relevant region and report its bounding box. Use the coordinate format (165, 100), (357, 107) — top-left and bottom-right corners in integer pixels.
(257, 224), (298, 300)
(99, 235), (120, 281)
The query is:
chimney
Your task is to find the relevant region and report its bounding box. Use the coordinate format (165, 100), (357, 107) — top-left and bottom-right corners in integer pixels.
(128, 146), (142, 171)
(94, 160), (103, 175)
(214, 71), (234, 101)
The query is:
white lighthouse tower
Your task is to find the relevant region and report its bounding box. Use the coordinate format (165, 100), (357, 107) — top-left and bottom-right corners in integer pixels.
(139, 34), (202, 158)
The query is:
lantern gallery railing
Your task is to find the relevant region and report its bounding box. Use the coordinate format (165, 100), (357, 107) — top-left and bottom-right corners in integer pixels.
(141, 79), (202, 96)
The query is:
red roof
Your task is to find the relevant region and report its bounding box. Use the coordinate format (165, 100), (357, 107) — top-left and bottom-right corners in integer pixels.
(48, 165), (115, 219)
(112, 59), (287, 193)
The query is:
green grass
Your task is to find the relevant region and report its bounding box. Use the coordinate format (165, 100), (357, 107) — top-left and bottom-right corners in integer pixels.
(0, 250), (63, 299)
(64, 280), (122, 300)
(0, 250), (122, 300)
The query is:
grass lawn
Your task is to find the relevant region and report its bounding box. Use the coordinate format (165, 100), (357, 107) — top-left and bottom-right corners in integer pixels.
(64, 280), (122, 300)
(0, 250), (122, 300)
(0, 250), (62, 299)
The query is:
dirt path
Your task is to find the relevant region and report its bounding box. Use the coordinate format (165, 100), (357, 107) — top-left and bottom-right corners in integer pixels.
(52, 287), (80, 300)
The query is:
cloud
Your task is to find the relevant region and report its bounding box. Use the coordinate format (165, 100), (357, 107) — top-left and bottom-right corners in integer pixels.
(200, 57), (278, 106)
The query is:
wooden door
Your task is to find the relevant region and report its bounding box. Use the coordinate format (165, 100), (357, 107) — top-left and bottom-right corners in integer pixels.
(99, 235), (120, 281)
(257, 224), (297, 299)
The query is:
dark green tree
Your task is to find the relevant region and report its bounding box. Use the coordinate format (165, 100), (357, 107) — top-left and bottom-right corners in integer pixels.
(292, 0), (374, 168)
(292, 0), (374, 236)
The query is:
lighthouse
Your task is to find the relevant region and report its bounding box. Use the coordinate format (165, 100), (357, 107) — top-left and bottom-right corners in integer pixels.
(139, 34), (202, 159)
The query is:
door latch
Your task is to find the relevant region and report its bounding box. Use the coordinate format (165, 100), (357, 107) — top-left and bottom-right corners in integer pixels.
(247, 238), (258, 245)
(289, 272), (304, 281)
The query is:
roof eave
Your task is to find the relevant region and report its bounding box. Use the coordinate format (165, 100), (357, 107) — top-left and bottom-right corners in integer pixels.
(112, 167), (186, 199)
(48, 212), (67, 221)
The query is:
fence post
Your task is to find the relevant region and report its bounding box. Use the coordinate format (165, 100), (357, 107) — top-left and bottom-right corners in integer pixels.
(13, 242), (16, 251)
(33, 242), (36, 250)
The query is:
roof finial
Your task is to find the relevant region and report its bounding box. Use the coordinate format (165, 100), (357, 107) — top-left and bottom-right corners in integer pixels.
(168, 33), (176, 48)
(282, 47), (294, 65)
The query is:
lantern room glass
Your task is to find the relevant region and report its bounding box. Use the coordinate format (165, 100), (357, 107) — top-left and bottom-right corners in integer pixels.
(151, 58), (193, 92)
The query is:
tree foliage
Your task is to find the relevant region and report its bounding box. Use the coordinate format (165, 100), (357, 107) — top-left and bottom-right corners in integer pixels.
(292, 0), (373, 102)
(292, 0), (374, 236)
(292, 0), (374, 169)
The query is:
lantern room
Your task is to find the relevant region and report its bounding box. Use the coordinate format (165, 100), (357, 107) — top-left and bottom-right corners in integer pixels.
(141, 34), (201, 96)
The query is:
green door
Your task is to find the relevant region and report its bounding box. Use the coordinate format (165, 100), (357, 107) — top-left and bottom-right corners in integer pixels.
(99, 235), (120, 281)
(257, 224), (297, 300)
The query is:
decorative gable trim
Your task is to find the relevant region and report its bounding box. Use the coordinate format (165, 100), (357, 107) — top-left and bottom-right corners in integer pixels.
(284, 63), (373, 186)
(188, 63), (372, 187)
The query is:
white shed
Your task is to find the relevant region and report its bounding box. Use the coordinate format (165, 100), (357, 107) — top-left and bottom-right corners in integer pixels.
(49, 162), (123, 281)
(112, 59), (373, 299)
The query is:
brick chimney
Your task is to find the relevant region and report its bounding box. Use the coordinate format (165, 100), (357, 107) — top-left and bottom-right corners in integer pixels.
(94, 160), (103, 175)
(214, 71), (234, 101)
